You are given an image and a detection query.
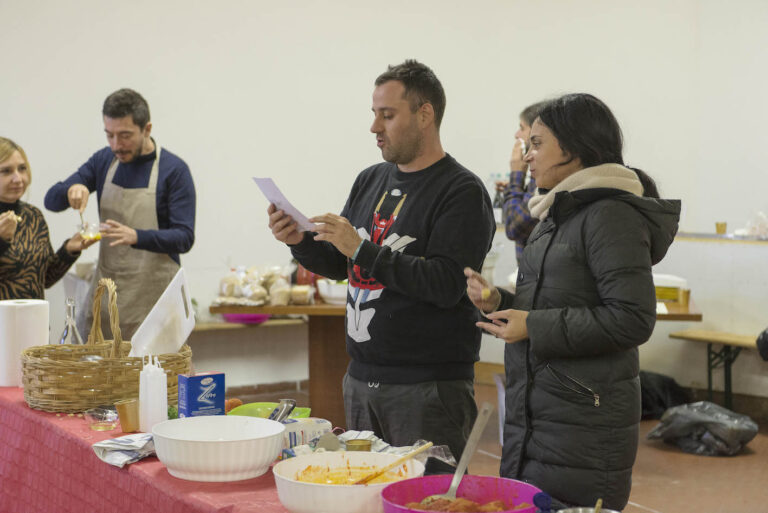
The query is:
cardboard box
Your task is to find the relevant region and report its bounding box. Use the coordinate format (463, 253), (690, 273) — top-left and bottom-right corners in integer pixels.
(178, 372), (225, 417)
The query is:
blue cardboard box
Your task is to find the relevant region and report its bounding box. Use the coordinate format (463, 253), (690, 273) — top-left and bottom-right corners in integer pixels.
(178, 372), (225, 417)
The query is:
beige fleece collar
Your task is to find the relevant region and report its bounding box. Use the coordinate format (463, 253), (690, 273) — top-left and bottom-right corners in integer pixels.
(528, 163), (643, 220)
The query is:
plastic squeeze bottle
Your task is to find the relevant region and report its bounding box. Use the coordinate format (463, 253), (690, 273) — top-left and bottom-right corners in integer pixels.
(153, 356), (169, 425)
(139, 355), (168, 432)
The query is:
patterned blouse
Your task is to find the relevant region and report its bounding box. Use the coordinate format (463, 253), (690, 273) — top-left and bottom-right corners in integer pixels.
(0, 201), (79, 300)
(502, 170), (539, 264)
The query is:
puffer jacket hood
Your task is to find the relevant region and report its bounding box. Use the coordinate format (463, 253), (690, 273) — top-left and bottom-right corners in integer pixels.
(552, 188), (680, 264)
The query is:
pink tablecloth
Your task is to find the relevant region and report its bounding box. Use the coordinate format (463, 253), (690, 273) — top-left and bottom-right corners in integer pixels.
(0, 387), (289, 513)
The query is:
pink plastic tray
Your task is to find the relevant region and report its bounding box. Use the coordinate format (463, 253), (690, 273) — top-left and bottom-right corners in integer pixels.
(222, 313), (271, 324)
(381, 474), (540, 513)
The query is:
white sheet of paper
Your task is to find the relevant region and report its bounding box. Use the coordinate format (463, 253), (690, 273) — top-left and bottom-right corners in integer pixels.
(253, 177), (316, 232)
(656, 302), (668, 315)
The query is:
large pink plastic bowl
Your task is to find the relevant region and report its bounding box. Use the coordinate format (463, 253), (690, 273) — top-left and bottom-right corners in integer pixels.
(381, 474), (540, 513)
(222, 313), (271, 324)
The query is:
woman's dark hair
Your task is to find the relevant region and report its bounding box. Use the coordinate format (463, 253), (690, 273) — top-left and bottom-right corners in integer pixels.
(630, 167), (659, 198)
(538, 93), (659, 198)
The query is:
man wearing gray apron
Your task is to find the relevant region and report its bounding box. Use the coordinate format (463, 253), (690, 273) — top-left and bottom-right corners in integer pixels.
(44, 88), (196, 341)
(88, 144), (181, 339)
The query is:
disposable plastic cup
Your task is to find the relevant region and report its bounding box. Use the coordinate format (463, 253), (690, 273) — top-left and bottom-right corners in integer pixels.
(715, 222), (727, 235)
(115, 399), (140, 433)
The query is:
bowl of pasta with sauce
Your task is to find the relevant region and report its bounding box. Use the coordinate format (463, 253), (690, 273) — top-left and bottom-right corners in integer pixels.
(272, 450), (426, 513)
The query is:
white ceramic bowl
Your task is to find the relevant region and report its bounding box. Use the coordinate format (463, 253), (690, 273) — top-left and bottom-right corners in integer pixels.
(316, 279), (348, 305)
(273, 451), (426, 513)
(152, 415), (285, 481)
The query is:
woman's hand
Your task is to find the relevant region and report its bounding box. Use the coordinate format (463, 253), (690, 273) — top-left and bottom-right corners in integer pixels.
(477, 309), (529, 344)
(509, 138), (528, 173)
(464, 267), (501, 313)
(65, 232), (98, 254)
(0, 211), (19, 243)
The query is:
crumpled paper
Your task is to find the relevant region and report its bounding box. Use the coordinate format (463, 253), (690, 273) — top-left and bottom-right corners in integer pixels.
(92, 433), (155, 468)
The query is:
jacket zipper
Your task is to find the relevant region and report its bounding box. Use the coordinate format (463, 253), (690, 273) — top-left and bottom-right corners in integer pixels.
(546, 364), (601, 407)
(516, 219), (558, 478)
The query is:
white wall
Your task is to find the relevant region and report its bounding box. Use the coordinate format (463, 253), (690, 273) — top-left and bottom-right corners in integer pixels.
(4, 1), (767, 389)
(187, 324), (309, 387)
(645, 238), (768, 397)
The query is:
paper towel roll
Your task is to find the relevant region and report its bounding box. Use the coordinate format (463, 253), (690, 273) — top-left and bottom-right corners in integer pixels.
(0, 299), (49, 387)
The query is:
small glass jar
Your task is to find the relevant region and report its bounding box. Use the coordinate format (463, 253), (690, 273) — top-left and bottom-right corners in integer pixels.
(84, 406), (118, 431)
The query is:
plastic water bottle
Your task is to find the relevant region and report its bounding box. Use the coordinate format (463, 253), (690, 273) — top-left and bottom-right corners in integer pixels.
(489, 173), (504, 224)
(57, 297), (83, 345)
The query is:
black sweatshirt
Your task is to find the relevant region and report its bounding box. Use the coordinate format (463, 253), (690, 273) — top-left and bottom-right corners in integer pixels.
(291, 154), (495, 383)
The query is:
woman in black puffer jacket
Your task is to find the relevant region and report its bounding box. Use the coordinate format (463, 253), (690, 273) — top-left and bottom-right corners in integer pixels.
(465, 94), (680, 510)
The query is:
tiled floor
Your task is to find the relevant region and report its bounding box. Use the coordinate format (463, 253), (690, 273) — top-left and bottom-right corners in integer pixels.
(468, 383), (768, 513)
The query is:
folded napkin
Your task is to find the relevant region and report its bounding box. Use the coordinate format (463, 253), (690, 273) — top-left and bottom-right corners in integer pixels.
(92, 433), (155, 468)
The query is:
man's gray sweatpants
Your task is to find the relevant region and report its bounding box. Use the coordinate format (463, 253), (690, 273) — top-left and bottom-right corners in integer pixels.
(343, 373), (477, 462)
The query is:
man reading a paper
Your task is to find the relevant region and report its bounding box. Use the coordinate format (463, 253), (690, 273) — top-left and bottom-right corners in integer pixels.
(268, 60), (495, 461)
(45, 88), (196, 340)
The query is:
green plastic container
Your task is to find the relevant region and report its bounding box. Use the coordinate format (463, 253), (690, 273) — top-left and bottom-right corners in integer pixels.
(227, 402), (311, 419)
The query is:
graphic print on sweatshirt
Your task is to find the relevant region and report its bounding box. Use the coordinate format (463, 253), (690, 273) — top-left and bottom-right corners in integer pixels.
(347, 189), (415, 342)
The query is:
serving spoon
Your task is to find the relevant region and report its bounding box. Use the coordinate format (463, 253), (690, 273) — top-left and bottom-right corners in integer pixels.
(421, 402), (494, 504)
(353, 441), (434, 485)
(268, 398), (297, 422)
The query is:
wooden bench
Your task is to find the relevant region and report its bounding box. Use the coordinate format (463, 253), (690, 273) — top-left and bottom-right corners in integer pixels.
(669, 329), (757, 410)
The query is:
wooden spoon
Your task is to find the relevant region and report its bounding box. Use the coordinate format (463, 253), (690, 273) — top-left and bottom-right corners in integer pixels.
(354, 441), (433, 485)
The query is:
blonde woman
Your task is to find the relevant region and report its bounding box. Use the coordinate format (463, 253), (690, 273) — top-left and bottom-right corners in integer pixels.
(0, 137), (96, 299)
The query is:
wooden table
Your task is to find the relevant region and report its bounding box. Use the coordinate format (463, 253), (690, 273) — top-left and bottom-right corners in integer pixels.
(657, 299), (702, 322)
(210, 303), (347, 428)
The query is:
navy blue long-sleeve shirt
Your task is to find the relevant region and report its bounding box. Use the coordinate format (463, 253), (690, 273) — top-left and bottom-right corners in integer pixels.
(44, 145), (195, 264)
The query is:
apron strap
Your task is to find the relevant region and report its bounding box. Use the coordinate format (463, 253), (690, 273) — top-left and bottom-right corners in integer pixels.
(148, 144), (161, 191)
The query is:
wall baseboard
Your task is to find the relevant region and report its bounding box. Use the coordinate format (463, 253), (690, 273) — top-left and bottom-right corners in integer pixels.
(687, 388), (768, 422)
(227, 379), (309, 397)
(224, 366), (768, 423)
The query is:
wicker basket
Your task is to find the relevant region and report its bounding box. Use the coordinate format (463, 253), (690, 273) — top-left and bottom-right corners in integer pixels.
(21, 278), (192, 413)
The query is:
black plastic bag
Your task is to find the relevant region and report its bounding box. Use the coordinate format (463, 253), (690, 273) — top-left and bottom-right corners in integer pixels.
(640, 370), (691, 419)
(757, 327), (768, 361)
(647, 401), (759, 456)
